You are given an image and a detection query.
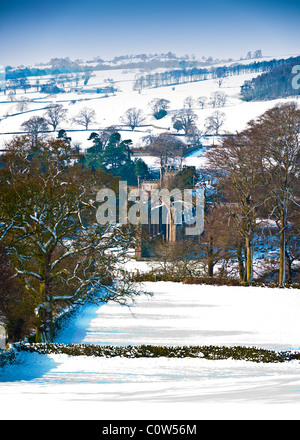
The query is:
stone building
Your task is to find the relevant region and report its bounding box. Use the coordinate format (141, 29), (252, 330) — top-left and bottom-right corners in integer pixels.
(135, 166), (204, 259)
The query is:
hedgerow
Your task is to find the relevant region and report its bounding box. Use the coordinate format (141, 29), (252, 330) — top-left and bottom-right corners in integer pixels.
(131, 272), (300, 289)
(15, 343), (300, 364)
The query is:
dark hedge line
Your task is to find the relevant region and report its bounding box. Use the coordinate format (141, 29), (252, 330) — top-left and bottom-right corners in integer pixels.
(132, 273), (300, 289)
(16, 343), (300, 364)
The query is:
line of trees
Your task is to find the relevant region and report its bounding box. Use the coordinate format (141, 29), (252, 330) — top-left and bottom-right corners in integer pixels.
(18, 106), (149, 141)
(205, 102), (300, 284)
(241, 58), (300, 101)
(149, 103), (299, 284)
(170, 107), (226, 139)
(133, 57), (300, 91)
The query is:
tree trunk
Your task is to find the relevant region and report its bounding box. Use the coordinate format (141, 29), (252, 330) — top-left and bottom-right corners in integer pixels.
(245, 235), (253, 283)
(237, 238), (245, 282)
(279, 210), (286, 286)
(35, 305), (53, 343)
(244, 254), (247, 282)
(36, 255), (54, 342)
(35, 313), (44, 343)
(286, 249), (293, 284)
(207, 235), (214, 277)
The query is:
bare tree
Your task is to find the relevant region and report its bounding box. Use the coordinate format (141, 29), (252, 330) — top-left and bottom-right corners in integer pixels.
(44, 104), (68, 131)
(216, 77), (226, 88)
(16, 98), (29, 113)
(218, 92), (228, 107)
(206, 131), (262, 282)
(198, 96), (207, 109)
(8, 80), (19, 96)
(8, 91), (16, 101)
(206, 103), (300, 284)
(250, 102), (300, 285)
(21, 116), (49, 146)
(152, 239), (201, 278)
(172, 109), (198, 136)
(198, 204), (237, 277)
(120, 108), (146, 131)
(205, 111), (226, 135)
(183, 96), (195, 110)
(186, 124), (202, 146)
(149, 98), (170, 114)
(209, 92), (219, 108)
(99, 126), (119, 148)
(149, 132), (186, 178)
(73, 107), (96, 130)
(209, 91), (227, 108)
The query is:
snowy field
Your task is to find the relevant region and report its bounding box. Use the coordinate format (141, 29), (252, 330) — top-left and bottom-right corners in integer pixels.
(55, 282), (300, 350)
(1, 282), (300, 420)
(1, 66), (298, 155)
(0, 62), (299, 177)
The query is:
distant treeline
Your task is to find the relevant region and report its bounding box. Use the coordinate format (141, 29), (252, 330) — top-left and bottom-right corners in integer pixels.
(133, 56), (300, 90)
(4, 55), (292, 83)
(4, 60), (201, 81)
(5, 66), (88, 81)
(4, 52), (225, 81)
(241, 56), (300, 101)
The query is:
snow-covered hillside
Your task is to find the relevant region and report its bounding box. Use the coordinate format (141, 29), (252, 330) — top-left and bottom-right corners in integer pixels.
(1, 55), (299, 172)
(54, 282), (300, 350)
(1, 351), (300, 419)
(1, 282), (300, 419)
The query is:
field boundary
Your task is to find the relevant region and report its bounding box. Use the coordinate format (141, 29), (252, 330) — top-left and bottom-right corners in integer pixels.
(15, 343), (300, 364)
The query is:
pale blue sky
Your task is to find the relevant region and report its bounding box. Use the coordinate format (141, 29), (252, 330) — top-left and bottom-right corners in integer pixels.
(0, 0), (299, 66)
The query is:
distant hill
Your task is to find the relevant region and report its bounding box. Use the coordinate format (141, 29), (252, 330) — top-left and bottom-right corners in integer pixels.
(4, 51), (265, 80)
